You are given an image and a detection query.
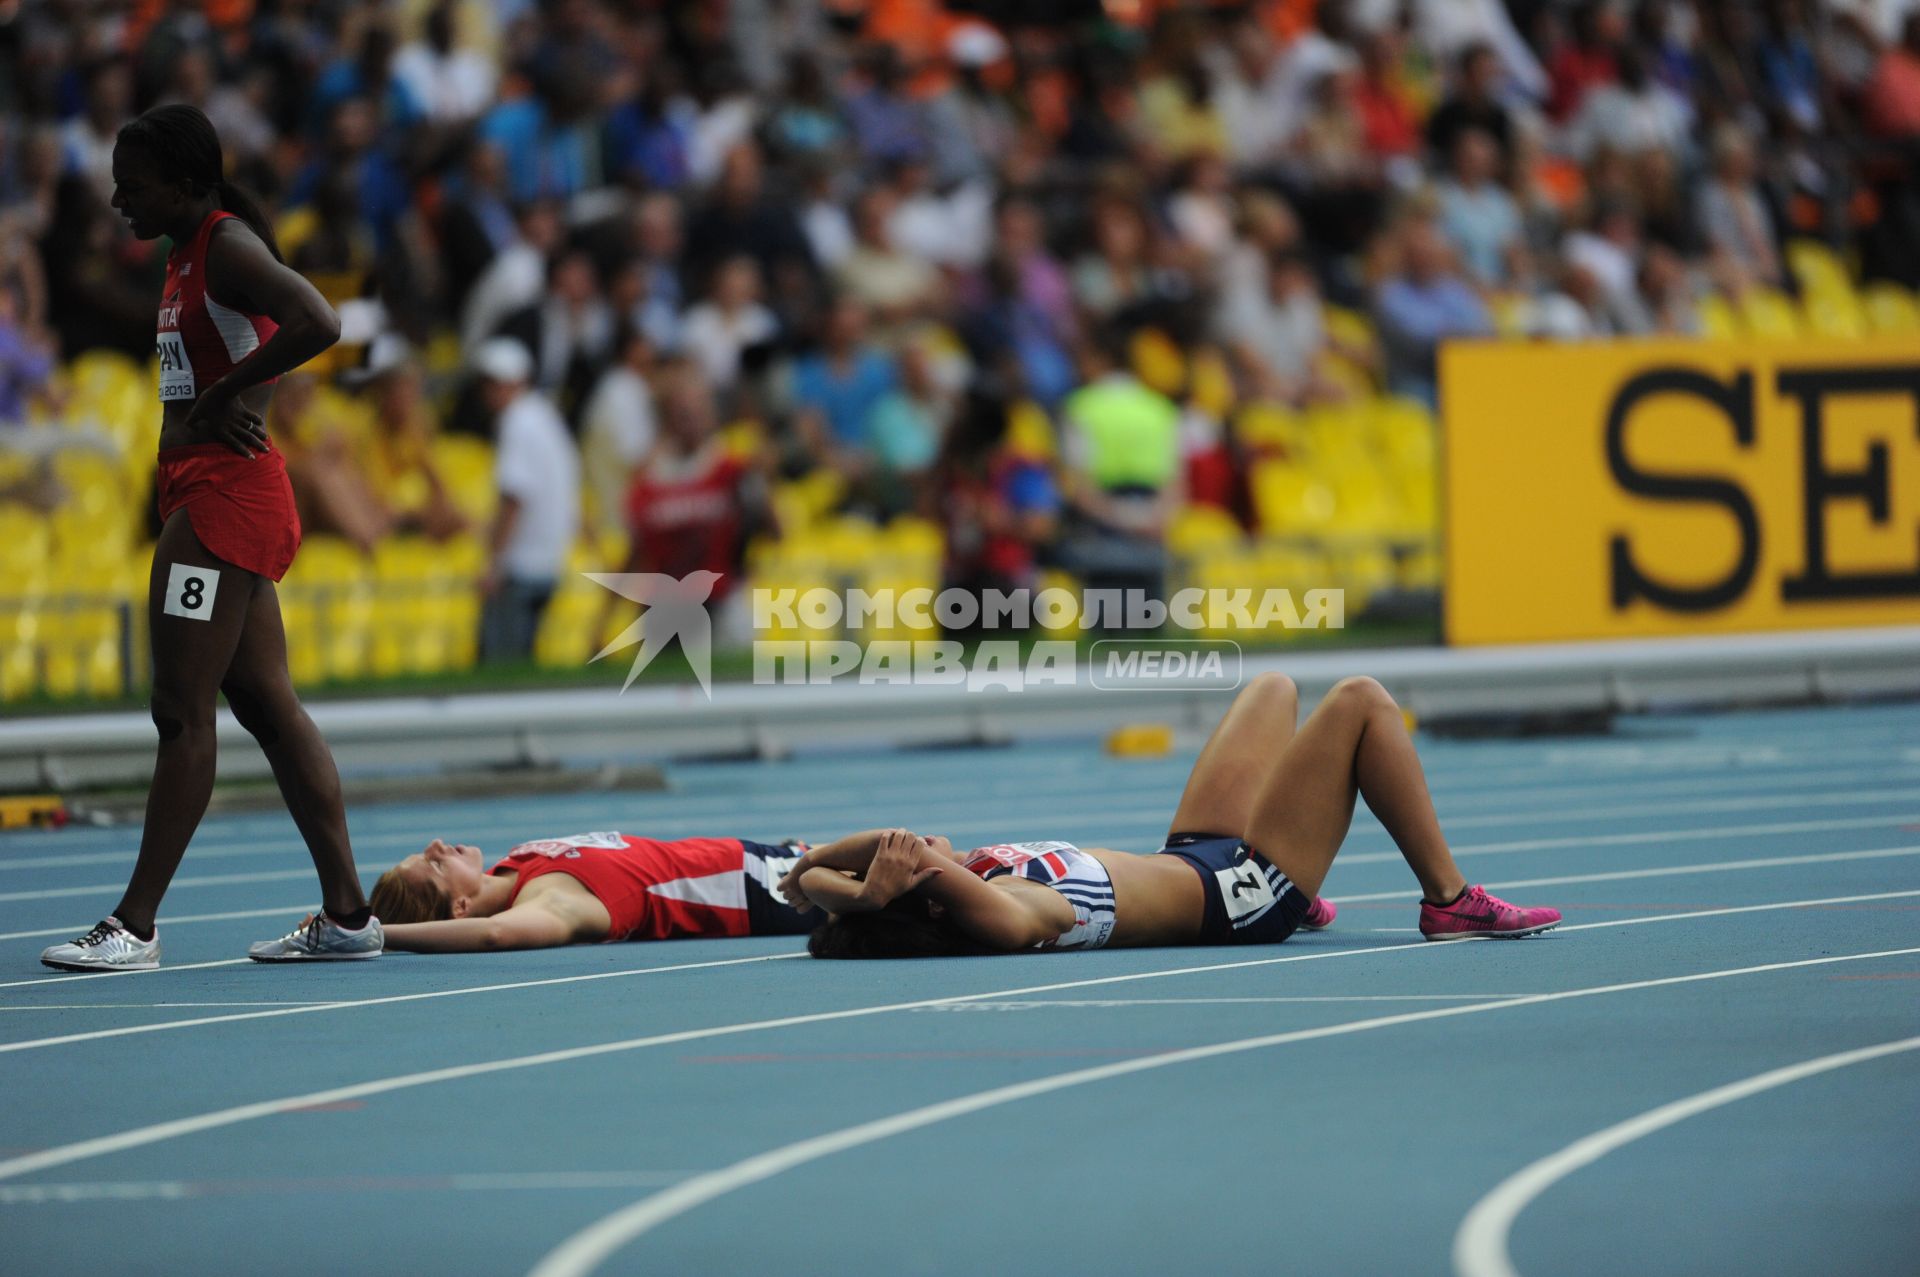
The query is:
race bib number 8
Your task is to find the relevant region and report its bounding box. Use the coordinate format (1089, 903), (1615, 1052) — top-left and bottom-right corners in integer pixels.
(1215, 856), (1277, 927)
(157, 332), (196, 401)
(162, 562), (219, 621)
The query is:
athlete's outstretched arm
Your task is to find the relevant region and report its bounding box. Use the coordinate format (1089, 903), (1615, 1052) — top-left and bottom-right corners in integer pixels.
(383, 906), (577, 953)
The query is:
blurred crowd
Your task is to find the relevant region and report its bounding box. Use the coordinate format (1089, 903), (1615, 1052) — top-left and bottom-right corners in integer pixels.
(3, 0), (1920, 659)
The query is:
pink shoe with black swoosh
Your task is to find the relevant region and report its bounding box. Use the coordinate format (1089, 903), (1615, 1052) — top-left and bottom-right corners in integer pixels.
(1419, 885), (1561, 941)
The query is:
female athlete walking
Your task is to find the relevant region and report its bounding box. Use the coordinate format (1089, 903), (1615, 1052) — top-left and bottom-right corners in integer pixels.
(42, 106), (380, 970)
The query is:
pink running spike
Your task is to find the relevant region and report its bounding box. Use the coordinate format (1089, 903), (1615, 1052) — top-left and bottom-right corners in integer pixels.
(1300, 895), (1338, 931)
(1418, 885), (1561, 941)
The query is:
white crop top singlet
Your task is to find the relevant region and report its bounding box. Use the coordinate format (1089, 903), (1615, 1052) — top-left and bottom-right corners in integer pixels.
(959, 841), (1117, 950)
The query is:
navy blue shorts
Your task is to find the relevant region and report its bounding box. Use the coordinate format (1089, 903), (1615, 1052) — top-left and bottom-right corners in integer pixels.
(740, 839), (818, 937)
(1157, 833), (1312, 946)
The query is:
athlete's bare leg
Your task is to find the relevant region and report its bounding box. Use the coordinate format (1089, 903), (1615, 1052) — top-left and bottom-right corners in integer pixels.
(1241, 677), (1467, 903)
(113, 513), (253, 936)
(221, 575), (366, 917)
(1164, 672), (1300, 841)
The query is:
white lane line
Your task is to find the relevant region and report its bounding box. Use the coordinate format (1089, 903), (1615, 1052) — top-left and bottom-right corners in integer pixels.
(0, 1170), (697, 1205)
(1430, 786), (1920, 831)
(1452, 1036), (1920, 1277)
(1, 891), (1908, 1184)
(1338, 813), (1920, 866)
(0, 960), (250, 991)
(0, 953), (806, 1055)
(0, 1001), (348, 1012)
(0, 907), (308, 943)
(524, 946), (1920, 1277)
(913, 995), (1532, 1011)
(1330, 845), (1920, 905)
(0, 870), (314, 903)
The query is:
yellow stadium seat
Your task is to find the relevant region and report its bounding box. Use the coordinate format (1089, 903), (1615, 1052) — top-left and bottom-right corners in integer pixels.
(1189, 348), (1237, 419)
(1801, 290), (1867, 339)
(1488, 294), (1530, 338)
(1130, 328), (1186, 396)
(1785, 240), (1849, 297)
(1251, 460), (1338, 534)
(1697, 295), (1740, 340)
(1322, 306), (1376, 353)
(1167, 505), (1244, 558)
(1, 643), (38, 700)
(1005, 400), (1057, 461)
(1862, 282), (1920, 334)
(1739, 289), (1801, 338)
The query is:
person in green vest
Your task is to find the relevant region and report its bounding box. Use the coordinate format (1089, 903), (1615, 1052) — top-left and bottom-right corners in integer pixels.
(1056, 329), (1184, 610)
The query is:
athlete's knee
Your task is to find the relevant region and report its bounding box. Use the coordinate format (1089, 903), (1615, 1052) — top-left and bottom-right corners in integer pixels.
(1327, 676), (1394, 716)
(149, 687), (215, 744)
(1246, 671), (1298, 705)
(222, 680), (288, 747)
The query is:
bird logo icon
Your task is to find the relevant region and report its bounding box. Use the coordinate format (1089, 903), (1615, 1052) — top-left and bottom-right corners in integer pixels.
(582, 570), (723, 698)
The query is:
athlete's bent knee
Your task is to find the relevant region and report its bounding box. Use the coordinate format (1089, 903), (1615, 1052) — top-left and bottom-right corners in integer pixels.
(1246, 671), (1298, 703)
(1327, 675), (1393, 715)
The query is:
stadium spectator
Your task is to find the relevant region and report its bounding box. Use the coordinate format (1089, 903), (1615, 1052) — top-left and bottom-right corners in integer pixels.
(1426, 42), (1515, 163)
(460, 200), (563, 354)
(1217, 247), (1346, 407)
(1436, 128), (1524, 288)
(681, 254), (780, 399)
(938, 389), (1060, 601)
(393, 1), (498, 126)
(611, 359), (768, 637)
(1374, 218), (1494, 405)
(787, 296), (896, 475)
(574, 320), (650, 529)
(866, 338), (955, 515)
(1696, 125), (1784, 290)
(475, 337), (579, 664)
(837, 186), (942, 322)
(684, 141), (815, 299)
(1056, 333), (1181, 604)
(496, 245), (615, 417)
(0, 284), (55, 428)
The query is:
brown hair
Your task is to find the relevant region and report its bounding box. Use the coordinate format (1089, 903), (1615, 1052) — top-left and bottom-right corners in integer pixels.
(807, 899), (998, 959)
(369, 867), (453, 925)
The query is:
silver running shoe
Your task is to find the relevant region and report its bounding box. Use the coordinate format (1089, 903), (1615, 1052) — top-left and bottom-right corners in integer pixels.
(249, 912), (384, 962)
(42, 917), (160, 971)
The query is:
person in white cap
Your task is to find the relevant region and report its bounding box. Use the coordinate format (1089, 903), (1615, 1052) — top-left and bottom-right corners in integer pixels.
(473, 336), (579, 662)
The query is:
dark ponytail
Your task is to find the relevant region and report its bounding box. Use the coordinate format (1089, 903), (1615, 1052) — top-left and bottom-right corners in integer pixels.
(117, 104), (283, 262)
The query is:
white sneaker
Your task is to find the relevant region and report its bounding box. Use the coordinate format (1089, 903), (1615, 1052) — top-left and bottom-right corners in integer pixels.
(248, 912), (384, 962)
(41, 917), (160, 971)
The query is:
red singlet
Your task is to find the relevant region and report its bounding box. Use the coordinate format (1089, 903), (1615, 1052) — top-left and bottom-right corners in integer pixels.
(490, 832), (802, 941)
(156, 209), (278, 404)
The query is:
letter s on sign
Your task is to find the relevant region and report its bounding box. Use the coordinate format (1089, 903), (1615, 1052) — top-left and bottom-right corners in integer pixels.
(1605, 368), (1761, 614)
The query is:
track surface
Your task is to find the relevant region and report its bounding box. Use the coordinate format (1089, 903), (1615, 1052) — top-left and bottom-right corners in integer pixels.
(2, 701), (1916, 1276)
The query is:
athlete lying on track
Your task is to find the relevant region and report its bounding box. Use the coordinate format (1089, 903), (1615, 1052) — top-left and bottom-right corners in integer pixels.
(781, 674), (1562, 956)
(365, 831), (892, 952)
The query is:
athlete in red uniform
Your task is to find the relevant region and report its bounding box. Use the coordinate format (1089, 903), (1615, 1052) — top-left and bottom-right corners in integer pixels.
(367, 832), (824, 952)
(41, 106), (378, 972)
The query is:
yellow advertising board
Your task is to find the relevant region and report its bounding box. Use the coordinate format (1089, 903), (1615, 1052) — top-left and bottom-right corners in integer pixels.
(1442, 337), (1920, 645)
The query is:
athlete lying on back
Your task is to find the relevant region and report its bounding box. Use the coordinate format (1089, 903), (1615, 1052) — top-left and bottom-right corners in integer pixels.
(363, 831), (881, 951)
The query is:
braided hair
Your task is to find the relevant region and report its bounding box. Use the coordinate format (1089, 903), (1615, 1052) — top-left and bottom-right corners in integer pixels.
(117, 104), (283, 262)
